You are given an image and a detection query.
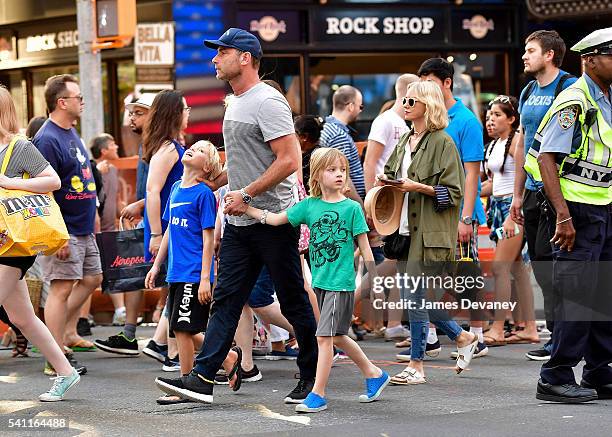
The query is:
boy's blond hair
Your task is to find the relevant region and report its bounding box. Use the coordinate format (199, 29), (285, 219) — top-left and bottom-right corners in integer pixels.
(308, 147), (349, 197)
(191, 140), (223, 180)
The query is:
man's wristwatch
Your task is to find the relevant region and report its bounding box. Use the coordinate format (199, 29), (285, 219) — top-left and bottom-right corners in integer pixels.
(239, 188), (252, 204)
(460, 216), (473, 225)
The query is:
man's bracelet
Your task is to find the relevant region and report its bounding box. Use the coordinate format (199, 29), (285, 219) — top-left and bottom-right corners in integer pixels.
(150, 232), (162, 237)
(556, 217), (572, 225)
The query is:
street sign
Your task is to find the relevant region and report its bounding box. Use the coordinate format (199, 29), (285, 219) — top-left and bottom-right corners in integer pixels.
(135, 22), (174, 66)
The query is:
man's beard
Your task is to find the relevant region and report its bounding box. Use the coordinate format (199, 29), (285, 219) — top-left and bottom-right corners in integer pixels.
(131, 126), (142, 135)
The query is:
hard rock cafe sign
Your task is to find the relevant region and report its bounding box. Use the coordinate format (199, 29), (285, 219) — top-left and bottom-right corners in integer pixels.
(462, 15), (494, 39)
(250, 16), (287, 42)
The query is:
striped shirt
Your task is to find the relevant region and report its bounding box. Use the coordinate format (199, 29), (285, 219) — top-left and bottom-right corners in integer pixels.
(0, 138), (49, 179)
(320, 116), (366, 199)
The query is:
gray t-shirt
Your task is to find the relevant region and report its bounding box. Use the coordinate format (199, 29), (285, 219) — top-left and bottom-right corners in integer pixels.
(0, 138), (49, 179)
(224, 82), (297, 226)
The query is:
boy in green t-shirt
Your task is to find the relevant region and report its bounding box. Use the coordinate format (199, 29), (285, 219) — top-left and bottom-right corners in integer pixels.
(244, 147), (390, 413)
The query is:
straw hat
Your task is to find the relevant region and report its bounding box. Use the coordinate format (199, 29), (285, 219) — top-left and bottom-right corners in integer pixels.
(364, 185), (404, 235)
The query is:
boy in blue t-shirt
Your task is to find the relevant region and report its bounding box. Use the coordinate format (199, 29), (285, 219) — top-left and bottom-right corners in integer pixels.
(148, 141), (241, 400)
(244, 147), (390, 413)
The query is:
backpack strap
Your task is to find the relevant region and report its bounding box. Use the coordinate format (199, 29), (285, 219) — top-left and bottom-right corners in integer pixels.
(520, 80), (537, 109)
(554, 73), (574, 99)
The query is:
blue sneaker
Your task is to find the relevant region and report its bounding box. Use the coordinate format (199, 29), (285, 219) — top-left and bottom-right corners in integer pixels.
(359, 370), (390, 403)
(295, 392), (327, 413)
(266, 345), (298, 360)
(39, 368), (80, 402)
(396, 340), (441, 361)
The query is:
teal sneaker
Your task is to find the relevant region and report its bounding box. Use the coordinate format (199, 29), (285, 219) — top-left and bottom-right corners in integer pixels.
(39, 368), (80, 402)
(359, 370), (390, 403)
(295, 392), (327, 413)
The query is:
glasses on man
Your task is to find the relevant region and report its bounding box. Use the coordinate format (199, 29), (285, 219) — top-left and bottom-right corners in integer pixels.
(60, 95), (84, 102)
(183, 106), (192, 113)
(402, 97), (420, 108)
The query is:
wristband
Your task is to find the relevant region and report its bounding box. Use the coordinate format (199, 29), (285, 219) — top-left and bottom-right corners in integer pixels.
(150, 233), (162, 237)
(556, 217), (572, 225)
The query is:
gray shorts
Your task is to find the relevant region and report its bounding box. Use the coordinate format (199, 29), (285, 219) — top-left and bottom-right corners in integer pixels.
(42, 234), (102, 281)
(314, 288), (355, 337)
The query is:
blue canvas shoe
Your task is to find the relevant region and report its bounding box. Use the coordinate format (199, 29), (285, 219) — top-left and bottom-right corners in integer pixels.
(295, 392), (327, 413)
(359, 370), (390, 403)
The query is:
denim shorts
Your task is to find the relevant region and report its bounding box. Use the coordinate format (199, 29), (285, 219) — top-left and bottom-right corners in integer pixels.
(489, 195), (512, 243)
(248, 266), (275, 308)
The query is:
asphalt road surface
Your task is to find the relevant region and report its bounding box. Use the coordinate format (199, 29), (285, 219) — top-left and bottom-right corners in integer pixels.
(1, 326), (610, 437)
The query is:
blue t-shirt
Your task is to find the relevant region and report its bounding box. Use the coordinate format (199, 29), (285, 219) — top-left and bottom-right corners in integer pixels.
(136, 143), (149, 201)
(162, 181), (217, 283)
(445, 99), (486, 225)
(143, 140), (184, 262)
(519, 70), (577, 191)
(33, 119), (97, 235)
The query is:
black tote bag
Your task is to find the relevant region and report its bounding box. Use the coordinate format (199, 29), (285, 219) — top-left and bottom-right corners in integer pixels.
(96, 221), (166, 293)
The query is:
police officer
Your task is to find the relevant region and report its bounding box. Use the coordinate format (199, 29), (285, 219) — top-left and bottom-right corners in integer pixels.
(525, 27), (612, 403)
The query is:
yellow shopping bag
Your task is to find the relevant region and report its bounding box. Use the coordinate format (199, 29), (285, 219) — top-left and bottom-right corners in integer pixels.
(0, 136), (69, 256)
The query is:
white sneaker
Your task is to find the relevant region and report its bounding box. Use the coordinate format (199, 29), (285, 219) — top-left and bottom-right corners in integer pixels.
(384, 325), (410, 341)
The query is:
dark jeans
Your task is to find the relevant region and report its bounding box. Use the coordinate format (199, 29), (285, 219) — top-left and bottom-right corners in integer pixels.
(523, 189), (555, 333)
(194, 223), (318, 380)
(540, 202), (612, 386)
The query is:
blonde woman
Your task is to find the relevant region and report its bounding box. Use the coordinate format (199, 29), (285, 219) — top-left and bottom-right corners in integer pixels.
(377, 81), (478, 384)
(0, 86), (79, 401)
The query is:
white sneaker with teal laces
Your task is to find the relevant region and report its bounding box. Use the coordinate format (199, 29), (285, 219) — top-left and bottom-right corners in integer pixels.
(39, 368), (80, 402)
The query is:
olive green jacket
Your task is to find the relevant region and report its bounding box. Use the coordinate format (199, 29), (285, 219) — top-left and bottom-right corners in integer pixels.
(384, 129), (465, 265)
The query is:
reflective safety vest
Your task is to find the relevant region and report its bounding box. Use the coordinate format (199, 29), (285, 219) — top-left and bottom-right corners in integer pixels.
(524, 76), (612, 205)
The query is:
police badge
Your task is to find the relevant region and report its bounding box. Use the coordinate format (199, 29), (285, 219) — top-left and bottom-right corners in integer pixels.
(558, 105), (579, 130)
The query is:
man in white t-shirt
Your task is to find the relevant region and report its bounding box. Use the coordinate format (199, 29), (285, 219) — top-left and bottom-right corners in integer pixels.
(363, 74), (418, 191)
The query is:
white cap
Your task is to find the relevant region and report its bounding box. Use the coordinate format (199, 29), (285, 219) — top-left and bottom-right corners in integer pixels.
(125, 93), (157, 111)
(571, 27), (612, 55)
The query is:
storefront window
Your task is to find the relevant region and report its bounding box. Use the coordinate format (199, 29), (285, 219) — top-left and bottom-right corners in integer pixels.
(0, 71), (27, 129)
(31, 66), (80, 119)
(445, 52), (508, 123)
(309, 53), (434, 139)
(259, 56), (302, 114)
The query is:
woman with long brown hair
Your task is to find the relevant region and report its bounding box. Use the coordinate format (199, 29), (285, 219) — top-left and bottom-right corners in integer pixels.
(142, 90), (190, 261)
(0, 86), (79, 401)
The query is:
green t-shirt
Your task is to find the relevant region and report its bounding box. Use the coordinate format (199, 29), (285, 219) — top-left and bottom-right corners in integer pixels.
(287, 197), (369, 291)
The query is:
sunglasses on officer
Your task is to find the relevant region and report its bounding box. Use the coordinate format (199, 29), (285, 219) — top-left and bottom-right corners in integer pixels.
(402, 97), (420, 108)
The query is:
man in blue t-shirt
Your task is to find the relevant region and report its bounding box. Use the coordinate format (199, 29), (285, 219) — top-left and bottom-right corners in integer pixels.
(417, 58), (488, 354)
(509, 30), (576, 362)
(33, 74), (101, 375)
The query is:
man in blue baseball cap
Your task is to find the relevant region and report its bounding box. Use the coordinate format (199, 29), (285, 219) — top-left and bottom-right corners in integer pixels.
(155, 28), (319, 406)
(204, 27), (263, 60)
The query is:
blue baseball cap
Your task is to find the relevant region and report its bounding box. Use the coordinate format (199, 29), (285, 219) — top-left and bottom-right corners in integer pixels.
(204, 28), (263, 59)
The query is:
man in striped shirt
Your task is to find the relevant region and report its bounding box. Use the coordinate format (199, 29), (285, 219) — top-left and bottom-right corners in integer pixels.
(320, 85), (366, 201)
